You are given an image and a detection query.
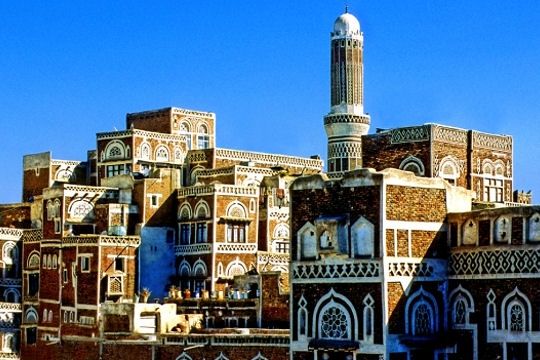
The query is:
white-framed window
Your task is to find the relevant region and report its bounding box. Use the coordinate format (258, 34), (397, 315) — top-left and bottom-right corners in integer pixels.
(155, 146), (170, 162)
(483, 178), (504, 203)
(107, 163), (131, 177)
(298, 295), (308, 338)
(226, 223), (246, 243)
(80, 256), (91, 272)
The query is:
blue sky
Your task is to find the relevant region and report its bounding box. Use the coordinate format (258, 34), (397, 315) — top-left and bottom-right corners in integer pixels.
(1, 1), (539, 203)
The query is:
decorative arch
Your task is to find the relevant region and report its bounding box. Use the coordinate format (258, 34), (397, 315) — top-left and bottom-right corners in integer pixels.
(297, 222), (317, 260)
(155, 145), (170, 162)
(351, 216), (374, 258)
(501, 287), (532, 332)
(180, 122), (191, 133)
(298, 295), (308, 338)
(438, 156), (460, 185)
(215, 353), (229, 360)
(174, 147), (185, 163)
(312, 288), (358, 340)
(194, 201), (210, 219)
(3, 288), (20, 303)
(27, 252), (40, 269)
(363, 294), (375, 343)
(225, 258), (247, 278)
(25, 307), (38, 323)
(68, 199), (95, 221)
(178, 260), (191, 277)
(217, 262), (224, 277)
(190, 166), (204, 185)
(399, 155), (425, 176)
(2, 242), (17, 266)
(462, 219), (478, 246)
(105, 140), (126, 160)
(494, 215), (511, 243)
(482, 161), (494, 176)
(175, 352), (193, 360)
(140, 142), (151, 160)
(448, 285), (475, 327)
(54, 166), (74, 182)
(192, 260), (207, 278)
(251, 352), (268, 360)
(2, 333), (14, 352)
(178, 203), (193, 220)
(405, 287), (439, 336)
(273, 223), (289, 240)
(226, 202), (248, 219)
(528, 212), (540, 242)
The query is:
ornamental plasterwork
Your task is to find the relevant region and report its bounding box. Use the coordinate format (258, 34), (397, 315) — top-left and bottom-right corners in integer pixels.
(432, 125), (467, 145)
(0, 228), (24, 241)
(292, 260), (380, 281)
(390, 125), (429, 144)
(433, 154), (464, 176)
(328, 142), (363, 158)
(450, 248), (540, 276)
(323, 113), (370, 125)
(216, 148), (323, 170)
(472, 132), (512, 152)
(506, 160), (512, 178)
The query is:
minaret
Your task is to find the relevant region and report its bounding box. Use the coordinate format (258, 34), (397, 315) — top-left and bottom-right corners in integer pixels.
(324, 9), (370, 175)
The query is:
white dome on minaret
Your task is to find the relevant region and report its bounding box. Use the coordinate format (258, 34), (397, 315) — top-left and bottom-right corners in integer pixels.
(333, 12), (361, 37)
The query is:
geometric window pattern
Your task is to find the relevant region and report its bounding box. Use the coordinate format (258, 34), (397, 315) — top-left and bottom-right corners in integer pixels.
(319, 303), (350, 340)
(413, 304), (432, 335)
(405, 287), (438, 336)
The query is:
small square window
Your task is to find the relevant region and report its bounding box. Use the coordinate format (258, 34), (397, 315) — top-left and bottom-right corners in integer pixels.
(80, 257), (90, 272)
(151, 195), (158, 207)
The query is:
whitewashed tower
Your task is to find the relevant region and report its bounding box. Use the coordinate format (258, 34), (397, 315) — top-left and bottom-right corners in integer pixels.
(324, 9), (370, 175)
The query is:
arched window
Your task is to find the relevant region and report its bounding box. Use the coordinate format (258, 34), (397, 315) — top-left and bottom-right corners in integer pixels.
(298, 222), (317, 260)
(438, 156), (460, 186)
(351, 216), (374, 258)
(413, 303), (433, 335)
(313, 288), (357, 342)
(508, 302), (525, 331)
(155, 146), (170, 162)
(487, 289), (497, 331)
(449, 285), (474, 328)
(180, 122), (192, 150)
(3, 333), (14, 352)
(25, 308), (38, 323)
(109, 146), (122, 158)
(529, 212), (540, 242)
(319, 303), (350, 339)
(405, 287), (439, 336)
(462, 219), (477, 245)
(27, 253), (40, 269)
(48, 310), (53, 323)
(225, 258), (247, 278)
(363, 294), (374, 343)
(501, 287), (532, 332)
(174, 147), (184, 163)
(140, 143), (151, 160)
(298, 295), (308, 338)
(52, 254), (58, 269)
(273, 223), (289, 240)
(399, 156), (425, 176)
(43, 309), (48, 323)
(197, 124), (210, 149)
(193, 260), (207, 278)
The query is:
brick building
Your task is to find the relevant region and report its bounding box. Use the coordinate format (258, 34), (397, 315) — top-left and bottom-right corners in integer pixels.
(288, 8), (537, 360)
(0, 6), (537, 360)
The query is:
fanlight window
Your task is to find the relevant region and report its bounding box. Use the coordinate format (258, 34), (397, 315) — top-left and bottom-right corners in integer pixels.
(509, 303), (525, 331)
(414, 303), (433, 335)
(320, 304), (350, 339)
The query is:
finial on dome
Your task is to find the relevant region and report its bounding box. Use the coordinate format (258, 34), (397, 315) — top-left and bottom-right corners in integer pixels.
(345, 4), (349, 13)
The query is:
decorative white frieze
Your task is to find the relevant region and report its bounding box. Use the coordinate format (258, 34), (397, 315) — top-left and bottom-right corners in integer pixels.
(175, 243), (212, 255)
(216, 243), (257, 253)
(472, 131), (512, 152)
(432, 125), (467, 145)
(292, 260), (380, 281)
(450, 247), (540, 277)
(390, 126), (429, 144)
